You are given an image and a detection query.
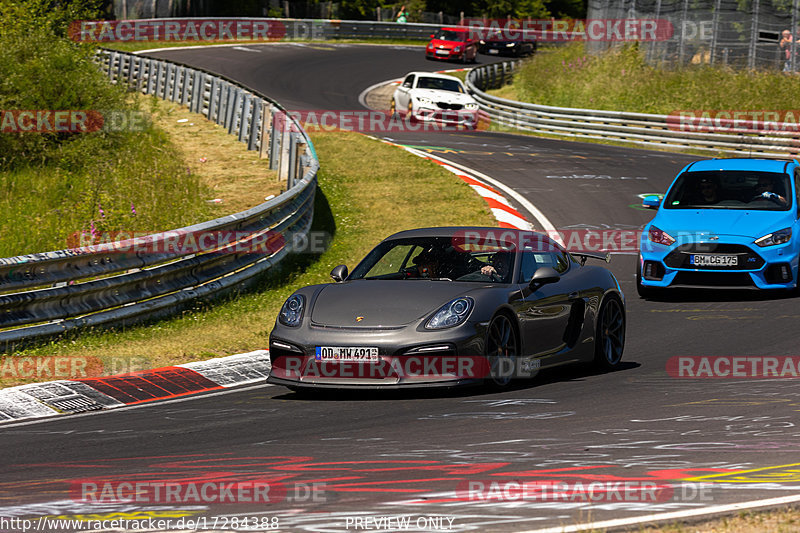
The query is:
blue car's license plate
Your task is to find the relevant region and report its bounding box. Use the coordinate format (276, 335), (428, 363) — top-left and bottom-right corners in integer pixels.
(690, 254), (738, 266)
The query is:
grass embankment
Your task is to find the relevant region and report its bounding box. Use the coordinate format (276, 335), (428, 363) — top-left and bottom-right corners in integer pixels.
(490, 43), (799, 113)
(0, 95), (283, 258)
(1, 131), (494, 387)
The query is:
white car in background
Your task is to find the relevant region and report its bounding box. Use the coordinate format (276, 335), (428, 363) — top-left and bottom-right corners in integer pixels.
(390, 72), (479, 128)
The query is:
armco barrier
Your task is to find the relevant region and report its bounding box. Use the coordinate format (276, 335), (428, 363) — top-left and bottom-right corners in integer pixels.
(466, 60), (800, 158)
(0, 50), (318, 352)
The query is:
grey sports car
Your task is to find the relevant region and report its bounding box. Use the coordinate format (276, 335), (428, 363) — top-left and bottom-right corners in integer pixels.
(267, 227), (625, 390)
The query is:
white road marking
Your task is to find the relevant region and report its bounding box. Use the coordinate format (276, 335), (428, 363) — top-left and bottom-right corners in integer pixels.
(519, 492), (800, 533)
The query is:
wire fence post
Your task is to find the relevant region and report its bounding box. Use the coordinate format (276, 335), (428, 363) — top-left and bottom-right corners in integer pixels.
(679, 0), (690, 64)
(791, 0), (799, 72)
(748, 0), (760, 69)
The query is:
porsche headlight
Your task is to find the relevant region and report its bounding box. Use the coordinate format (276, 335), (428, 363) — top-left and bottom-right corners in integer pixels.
(416, 96), (434, 107)
(464, 102), (479, 110)
(755, 227), (792, 247)
(426, 297), (474, 329)
(279, 294), (305, 327)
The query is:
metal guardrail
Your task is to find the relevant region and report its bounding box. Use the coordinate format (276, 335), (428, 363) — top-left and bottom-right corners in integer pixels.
(0, 50), (318, 351)
(467, 60), (800, 158)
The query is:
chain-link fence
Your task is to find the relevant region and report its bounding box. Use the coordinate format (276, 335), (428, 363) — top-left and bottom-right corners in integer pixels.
(588, 0), (800, 70)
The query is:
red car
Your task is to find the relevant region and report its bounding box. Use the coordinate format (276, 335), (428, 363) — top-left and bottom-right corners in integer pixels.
(425, 27), (478, 63)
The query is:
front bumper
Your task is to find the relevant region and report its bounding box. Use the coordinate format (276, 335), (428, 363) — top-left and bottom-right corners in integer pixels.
(410, 107), (478, 126)
(268, 321), (488, 389)
(426, 49), (460, 60)
(639, 235), (798, 290)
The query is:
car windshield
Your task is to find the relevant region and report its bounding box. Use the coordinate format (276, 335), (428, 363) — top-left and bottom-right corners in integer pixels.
(434, 30), (466, 42)
(349, 237), (515, 283)
(663, 170), (793, 210)
(416, 76), (465, 93)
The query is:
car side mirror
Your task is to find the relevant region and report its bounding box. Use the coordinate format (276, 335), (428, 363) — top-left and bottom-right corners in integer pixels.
(528, 267), (560, 289)
(330, 264), (348, 282)
(430, 34), (434, 38)
(642, 195), (662, 209)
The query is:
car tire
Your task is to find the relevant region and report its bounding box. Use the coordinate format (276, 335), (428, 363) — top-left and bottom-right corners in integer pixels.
(593, 295), (625, 370)
(485, 312), (519, 388)
(407, 101), (416, 123)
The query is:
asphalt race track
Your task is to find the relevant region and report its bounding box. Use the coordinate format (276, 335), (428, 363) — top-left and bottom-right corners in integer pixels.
(4, 43), (800, 532)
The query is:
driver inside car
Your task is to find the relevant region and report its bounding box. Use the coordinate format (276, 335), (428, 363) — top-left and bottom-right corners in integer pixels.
(754, 175), (788, 206)
(479, 251), (512, 281)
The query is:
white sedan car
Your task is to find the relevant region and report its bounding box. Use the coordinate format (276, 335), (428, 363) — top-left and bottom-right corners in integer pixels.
(391, 72), (479, 128)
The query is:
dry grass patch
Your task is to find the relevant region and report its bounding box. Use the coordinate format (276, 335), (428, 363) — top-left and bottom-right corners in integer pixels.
(144, 95), (282, 213)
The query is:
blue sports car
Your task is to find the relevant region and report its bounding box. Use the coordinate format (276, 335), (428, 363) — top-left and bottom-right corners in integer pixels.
(638, 158), (800, 296)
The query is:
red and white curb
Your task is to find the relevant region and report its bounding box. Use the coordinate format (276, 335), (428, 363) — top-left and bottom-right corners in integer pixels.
(403, 145), (532, 230)
(0, 350), (270, 422)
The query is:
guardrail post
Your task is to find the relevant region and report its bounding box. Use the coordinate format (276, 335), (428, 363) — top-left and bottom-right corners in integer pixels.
(270, 111), (281, 170)
(294, 137), (308, 184)
(288, 133), (298, 188)
(260, 103), (273, 161)
(278, 127), (292, 183)
(248, 98), (261, 151)
(208, 78), (218, 121)
(239, 95), (252, 143)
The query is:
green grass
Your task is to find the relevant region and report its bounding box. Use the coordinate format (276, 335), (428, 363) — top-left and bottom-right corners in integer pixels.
(496, 43), (800, 114)
(0, 131), (495, 386)
(0, 98), (214, 258)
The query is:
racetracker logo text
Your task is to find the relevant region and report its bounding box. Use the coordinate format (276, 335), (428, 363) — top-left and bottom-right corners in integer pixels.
(70, 19), (287, 42)
(270, 355), (542, 381)
(0, 356), (104, 379)
(275, 110), (483, 133)
(462, 18), (674, 42)
(72, 480), (327, 504)
(667, 356), (800, 378)
(667, 110), (800, 134)
(456, 480), (713, 502)
(0, 110), (146, 133)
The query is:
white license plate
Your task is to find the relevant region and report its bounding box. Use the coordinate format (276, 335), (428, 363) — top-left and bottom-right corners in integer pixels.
(315, 346), (379, 361)
(435, 50), (449, 55)
(488, 49), (499, 54)
(690, 254), (738, 266)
